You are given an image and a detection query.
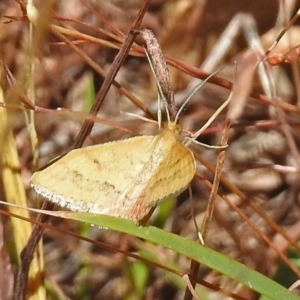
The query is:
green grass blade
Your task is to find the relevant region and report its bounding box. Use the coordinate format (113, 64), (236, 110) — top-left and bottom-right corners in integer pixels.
(55, 212), (300, 300)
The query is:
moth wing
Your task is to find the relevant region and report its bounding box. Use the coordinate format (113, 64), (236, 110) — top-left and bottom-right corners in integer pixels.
(137, 134), (196, 207)
(122, 131), (196, 220)
(31, 135), (160, 220)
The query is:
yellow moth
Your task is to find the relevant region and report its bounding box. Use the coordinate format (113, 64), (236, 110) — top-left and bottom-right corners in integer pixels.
(30, 121), (196, 222)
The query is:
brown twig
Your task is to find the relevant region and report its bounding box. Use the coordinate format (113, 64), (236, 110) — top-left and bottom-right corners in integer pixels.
(72, 0), (152, 149)
(184, 118), (231, 300)
(12, 1), (152, 299)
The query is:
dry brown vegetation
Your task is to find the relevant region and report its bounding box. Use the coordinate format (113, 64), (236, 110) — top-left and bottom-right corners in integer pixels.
(1, 0), (300, 299)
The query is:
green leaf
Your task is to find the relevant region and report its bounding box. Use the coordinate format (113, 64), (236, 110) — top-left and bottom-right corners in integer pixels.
(55, 211), (300, 300)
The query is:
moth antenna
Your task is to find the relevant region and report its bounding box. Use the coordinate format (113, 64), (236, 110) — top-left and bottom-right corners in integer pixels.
(184, 137), (228, 149)
(174, 67), (224, 125)
(157, 93), (162, 129)
(184, 91), (232, 148)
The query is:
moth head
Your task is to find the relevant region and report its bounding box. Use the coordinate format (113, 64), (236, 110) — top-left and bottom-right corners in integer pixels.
(164, 122), (182, 134)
